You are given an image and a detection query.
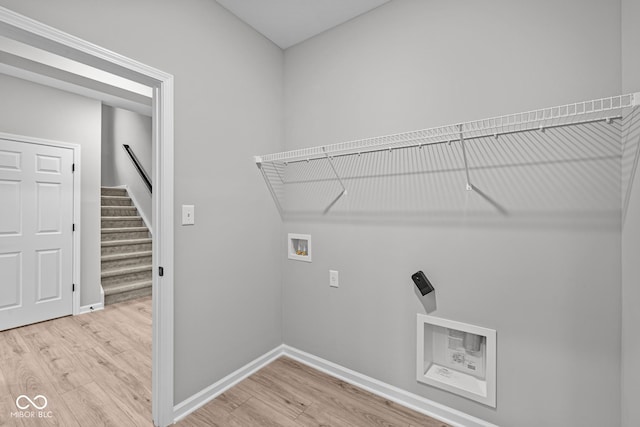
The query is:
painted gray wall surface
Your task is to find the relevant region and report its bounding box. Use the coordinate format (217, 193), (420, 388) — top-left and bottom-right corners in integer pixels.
(621, 0), (640, 425)
(0, 73), (102, 306)
(282, 1), (622, 426)
(101, 105), (152, 229)
(0, 0), (284, 404)
(622, 0), (640, 95)
(0, 1), (631, 425)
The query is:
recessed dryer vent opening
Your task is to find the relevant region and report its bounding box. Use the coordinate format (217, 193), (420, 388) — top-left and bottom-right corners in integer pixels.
(417, 314), (497, 407)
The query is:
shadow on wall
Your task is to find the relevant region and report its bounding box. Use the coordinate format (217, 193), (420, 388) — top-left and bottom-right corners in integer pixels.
(260, 106), (640, 231)
(622, 106), (640, 225)
(414, 284), (437, 314)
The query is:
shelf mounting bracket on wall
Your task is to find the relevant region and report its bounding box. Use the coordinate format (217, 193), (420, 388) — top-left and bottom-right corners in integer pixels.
(459, 124), (508, 215)
(256, 160), (284, 216)
(322, 146), (347, 215)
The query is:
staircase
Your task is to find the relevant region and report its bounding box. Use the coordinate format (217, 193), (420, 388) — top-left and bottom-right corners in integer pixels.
(101, 187), (152, 305)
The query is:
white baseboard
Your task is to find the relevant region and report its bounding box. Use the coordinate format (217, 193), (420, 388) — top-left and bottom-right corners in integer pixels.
(172, 343), (495, 427)
(78, 285), (105, 314)
(282, 345), (497, 427)
(78, 303), (104, 314)
(173, 345), (284, 422)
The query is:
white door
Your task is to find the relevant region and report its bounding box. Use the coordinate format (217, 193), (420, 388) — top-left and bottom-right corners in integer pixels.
(0, 138), (74, 331)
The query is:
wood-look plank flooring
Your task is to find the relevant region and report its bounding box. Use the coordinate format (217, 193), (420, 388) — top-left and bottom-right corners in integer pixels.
(0, 296), (153, 427)
(178, 357), (449, 427)
(1, 297), (448, 427)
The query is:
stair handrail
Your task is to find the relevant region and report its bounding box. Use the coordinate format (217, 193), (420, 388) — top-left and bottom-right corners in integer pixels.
(122, 144), (152, 193)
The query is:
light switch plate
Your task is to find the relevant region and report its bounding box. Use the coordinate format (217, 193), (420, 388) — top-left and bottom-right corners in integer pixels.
(329, 270), (339, 288)
(182, 205), (195, 225)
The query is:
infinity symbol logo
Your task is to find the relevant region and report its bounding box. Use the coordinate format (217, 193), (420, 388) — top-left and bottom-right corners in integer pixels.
(16, 395), (48, 410)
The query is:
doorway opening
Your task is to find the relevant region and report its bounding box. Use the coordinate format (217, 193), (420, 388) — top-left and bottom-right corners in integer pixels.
(0, 7), (175, 426)
(100, 105), (153, 306)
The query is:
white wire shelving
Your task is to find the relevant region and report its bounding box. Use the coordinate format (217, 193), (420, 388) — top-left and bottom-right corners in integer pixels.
(256, 94), (638, 165)
(255, 93), (640, 216)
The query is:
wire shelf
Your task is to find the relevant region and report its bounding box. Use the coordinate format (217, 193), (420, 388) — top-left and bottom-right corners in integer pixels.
(256, 94), (638, 164)
(255, 93), (639, 220)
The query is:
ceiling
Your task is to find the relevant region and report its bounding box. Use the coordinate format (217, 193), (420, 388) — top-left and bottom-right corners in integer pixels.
(215, 0), (390, 49)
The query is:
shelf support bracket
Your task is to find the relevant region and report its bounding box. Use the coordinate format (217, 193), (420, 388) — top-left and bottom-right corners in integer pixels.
(459, 125), (508, 216)
(459, 125), (472, 191)
(257, 162), (284, 217)
(323, 147), (347, 215)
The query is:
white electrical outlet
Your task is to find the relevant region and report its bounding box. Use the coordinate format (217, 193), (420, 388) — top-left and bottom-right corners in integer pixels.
(182, 205), (195, 225)
(329, 270), (339, 288)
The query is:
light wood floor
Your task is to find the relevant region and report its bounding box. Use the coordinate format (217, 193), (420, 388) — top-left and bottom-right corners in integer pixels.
(178, 356), (449, 427)
(0, 296), (153, 427)
(1, 297), (448, 426)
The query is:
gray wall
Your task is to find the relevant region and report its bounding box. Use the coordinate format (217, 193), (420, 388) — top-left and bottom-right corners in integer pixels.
(282, 1), (622, 426)
(0, 73), (102, 307)
(102, 105), (152, 229)
(1, 1), (631, 425)
(621, 0), (640, 425)
(0, 0), (284, 404)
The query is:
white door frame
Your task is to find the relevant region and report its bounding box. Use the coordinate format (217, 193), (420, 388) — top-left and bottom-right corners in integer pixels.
(0, 132), (82, 316)
(0, 8), (175, 427)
